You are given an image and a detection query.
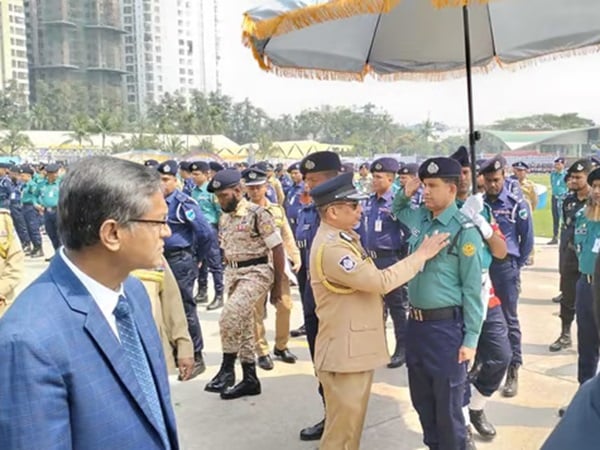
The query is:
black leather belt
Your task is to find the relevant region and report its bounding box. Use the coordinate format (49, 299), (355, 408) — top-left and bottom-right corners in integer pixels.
(227, 256), (268, 269)
(409, 306), (461, 322)
(164, 247), (192, 258)
(367, 249), (401, 259)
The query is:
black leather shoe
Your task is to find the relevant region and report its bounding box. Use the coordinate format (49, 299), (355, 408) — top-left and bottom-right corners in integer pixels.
(469, 409), (496, 441)
(299, 419), (324, 441)
(547, 238), (558, 245)
(274, 347), (297, 364)
(29, 246), (44, 258)
(466, 425), (477, 450)
(552, 293), (563, 303)
(549, 333), (572, 352)
(257, 355), (274, 371)
(184, 353), (206, 380)
(205, 353), (236, 393)
(290, 324), (306, 337)
(195, 288), (208, 304)
(502, 364), (519, 398)
(387, 348), (405, 368)
(206, 294), (224, 311)
(221, 362), (261, 400)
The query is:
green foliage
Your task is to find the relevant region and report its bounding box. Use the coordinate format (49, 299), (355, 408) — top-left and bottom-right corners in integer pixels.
(489, 113), (595, 131)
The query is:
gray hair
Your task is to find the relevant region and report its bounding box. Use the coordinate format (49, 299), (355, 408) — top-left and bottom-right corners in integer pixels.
(58, 156), (161, 250)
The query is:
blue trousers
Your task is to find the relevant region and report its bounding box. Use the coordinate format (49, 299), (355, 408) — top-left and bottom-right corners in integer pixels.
(374, 256), (408, 352)
(407, 314), (467, 450)
(490, 257), (522, 366)
(576, 275), (599, 384)
(551, 195), (561, 239)
(470, 305), (511, 397)
(10, 205), (30, 246)
(166, 251), (204, 354)
(23, 204), (42, 247)
(197, 233), (224, 295)
(44, 210), (61, 250)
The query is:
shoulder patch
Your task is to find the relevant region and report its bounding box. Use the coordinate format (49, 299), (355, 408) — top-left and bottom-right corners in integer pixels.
(185, 209), (196, 221)
(518, 208), (528, 220)
(462, 242), (476, 257)
(338, 255), (357, 272)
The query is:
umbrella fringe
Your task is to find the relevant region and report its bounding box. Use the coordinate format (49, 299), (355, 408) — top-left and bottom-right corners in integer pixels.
(496, 44), (600, 73)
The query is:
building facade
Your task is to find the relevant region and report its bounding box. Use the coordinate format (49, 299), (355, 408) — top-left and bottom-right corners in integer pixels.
(0, 0), (29, 99)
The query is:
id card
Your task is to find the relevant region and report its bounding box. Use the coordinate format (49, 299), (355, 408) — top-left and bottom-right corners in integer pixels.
(593, 237), (600, 254)
(374, 219), (382, 232)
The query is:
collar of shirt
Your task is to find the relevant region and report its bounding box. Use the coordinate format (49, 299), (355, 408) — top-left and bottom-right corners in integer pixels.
(320, 221), (360, 242)
(428, 201), (459, 226)
(165, 190), (177, 205)
(373, 188), (393, 203)
(60, 248), (124, 338)
(194, 182), (208, 192)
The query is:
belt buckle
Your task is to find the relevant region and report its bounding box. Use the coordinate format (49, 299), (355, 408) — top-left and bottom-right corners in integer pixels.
(368, 250), (377, 259)
(410, 307), (423, 322)
(230, 261), (238, 269)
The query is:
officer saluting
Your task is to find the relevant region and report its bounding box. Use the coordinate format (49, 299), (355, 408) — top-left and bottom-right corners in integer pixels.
(359, 157), (409, 368)
(393, 157), (485, 450)
(157, 160), (214, 378)
(309, 172), (449, 450)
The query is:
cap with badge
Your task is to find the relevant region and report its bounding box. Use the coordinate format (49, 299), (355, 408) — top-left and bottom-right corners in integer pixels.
(554, 156), (565, 164)
(341, 162), (355, 173)
(450, 146), (470, 168)
(512, 161), (529, 171)
(478, 155), (506, 175)
(309, 172), (368, 207)
(287, 162), (301, 173)
(144, 159), (159, 168)
(418, 157), (461, 180)
(398, 163), (419, 176)
(587, 167), (600, 185)
(45, 163), (60, 174)
(179, 161), (192, 171)
(359, 162), (369, 170)
(207, 168), (242, 193)
(370, 157), (399, 174)
(300, 151), (342, 175)
(209, 161), (224, 173)
(19, 164), (34, 175)
(567, 159), (592, 175)
(189, 160), (209, 172)
(241, 168), (267, 186)
(157, 160), (179, 176)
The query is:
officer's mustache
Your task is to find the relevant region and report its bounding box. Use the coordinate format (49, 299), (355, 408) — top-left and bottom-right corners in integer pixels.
(222, 196), (240, 213)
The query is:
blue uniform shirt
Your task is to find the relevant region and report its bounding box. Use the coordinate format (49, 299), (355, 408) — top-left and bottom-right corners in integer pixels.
(279, 174), (293, 196)
(285, 182), (304, 236)
(265, 183), (277, 204)
(9, 180), (22, 206)
(182, 178), (194, 196)
(295, 202), (320, 270)
(0, 176), (12, 208)
(190, 182), (221, 226)
(164, 190), (213, 257)
(551, 170), (568, 198)
(360, 189), (406, 253)
(574, 209), (600, 275)
(484, 186), (534, 267)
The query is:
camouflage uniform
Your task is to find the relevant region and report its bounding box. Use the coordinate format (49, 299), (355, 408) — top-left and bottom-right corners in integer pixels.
(219, 198), (283, 363)
(254, 200), (301, 356)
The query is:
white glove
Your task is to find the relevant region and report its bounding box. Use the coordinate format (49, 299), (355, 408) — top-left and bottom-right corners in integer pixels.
(472, 213), (494, 240)
(460, 193), (484, 220)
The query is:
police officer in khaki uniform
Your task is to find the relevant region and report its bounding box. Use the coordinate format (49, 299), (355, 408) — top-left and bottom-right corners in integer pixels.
(243, 168), (301, 370)
(0, 208), (24, 318)
(131, 257), (195, 380)
(309, 172), (450, 450)
(204, 169), (286, 400)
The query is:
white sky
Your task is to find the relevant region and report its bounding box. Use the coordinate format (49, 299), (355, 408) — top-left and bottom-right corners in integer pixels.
(217, 1), (600, 128)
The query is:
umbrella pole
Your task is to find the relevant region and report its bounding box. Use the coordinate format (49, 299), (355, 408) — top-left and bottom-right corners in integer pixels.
(462, 5), (478, 194)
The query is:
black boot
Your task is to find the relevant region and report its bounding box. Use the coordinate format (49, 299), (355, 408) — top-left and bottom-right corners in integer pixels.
(205, 353), (236, 393)
(185, 352), (206, 380)
(290, 324), (306, 337)
(220, 361), (261, 400)
(29, 246), (44, 258)
(387, 347), (406, 369)
(552, 293), (563, 303)
(466, 425), (477, 450)
(549, 323), (572, 352)
(469, 409), (496, 440)
(195, 287), (209, 304)
(300, 419), (325, 441)
(206, 294), (224, 311)
(22, 243), (32, 256)
(502, 364), (519, 398)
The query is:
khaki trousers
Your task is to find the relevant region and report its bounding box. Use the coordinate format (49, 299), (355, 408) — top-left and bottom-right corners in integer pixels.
(318, 369), (374, 450)
(254, 276), (292, 355)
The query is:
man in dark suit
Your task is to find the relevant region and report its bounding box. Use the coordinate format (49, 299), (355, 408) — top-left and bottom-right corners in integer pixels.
(0, 156), (179, 450)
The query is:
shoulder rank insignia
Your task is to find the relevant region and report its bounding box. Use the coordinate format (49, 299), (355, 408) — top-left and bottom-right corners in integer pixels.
(339, 231), (353, 242)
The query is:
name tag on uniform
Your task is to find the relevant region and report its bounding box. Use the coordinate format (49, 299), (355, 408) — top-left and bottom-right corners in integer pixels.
(9, 193), (15, 200)
(303, 224), (311, 230)
(48, 191), (54, 198)
(593, 238), (600, 254)
(374, 219), (382, 232)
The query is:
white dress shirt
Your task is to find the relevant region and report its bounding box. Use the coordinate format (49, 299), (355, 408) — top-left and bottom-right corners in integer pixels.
(60, 248), (123, 338)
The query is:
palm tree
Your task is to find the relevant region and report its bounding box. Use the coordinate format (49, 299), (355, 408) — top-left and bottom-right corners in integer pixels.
(161, 135), (186, 154)
(0, 127), (34, 156)
(91, 110), (121, 151)
(63, 114), (94, 148)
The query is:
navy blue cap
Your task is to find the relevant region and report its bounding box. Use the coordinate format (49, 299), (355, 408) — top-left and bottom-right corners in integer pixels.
(207, 169), (241, 193)
(189, 160), (209, 172)
(179, 161), (192, 171)
(554, 156), (565, 164)
(242, 168), (267, 186)
(568, 159), (592, 174)
(588, 167), (600, 185)
(157, 160), (178, 176)
(0, 162), (10, 169)
(450, 146), (470, 167)
(398, 163), (419, 176)
(19, 164), (34, 175)
(275, 163), (284, 171)
(287, 162), (301, 173)
(512, 161), (529, 170)
(309, 172), (368, 207)
(8, 165), (19, 173)
(418, 157), (461, 180)
(261, 161), (275, 172)
(209, 161), (224, 172)
(341, 162), (355, 173)
(370, 157), (399, 174)
(144, 159), (159, 168)
(300, 151), (342, 175)
(589, 156), (600, 167)
(45, 163), (60, 174)
(359, 162), (369, 170)
(475, 159), (487, 173)
(479, 155), (506, 174)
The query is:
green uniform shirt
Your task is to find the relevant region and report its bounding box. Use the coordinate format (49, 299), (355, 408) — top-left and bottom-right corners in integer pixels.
(21, 179), (39, 205)
(393, 190), (484, 348)
(551, 170), (568, 198)
(37, 180), (60, 208)
(574, 209), (600, 275)
(190, 182), (220, 226)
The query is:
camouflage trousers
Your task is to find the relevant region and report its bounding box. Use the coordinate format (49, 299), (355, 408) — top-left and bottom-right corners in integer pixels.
(254, 275), (292, 356)
(220, 264), (273, 363)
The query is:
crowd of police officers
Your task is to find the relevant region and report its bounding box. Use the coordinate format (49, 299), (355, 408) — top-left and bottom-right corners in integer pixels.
(5, 149), (600, 449)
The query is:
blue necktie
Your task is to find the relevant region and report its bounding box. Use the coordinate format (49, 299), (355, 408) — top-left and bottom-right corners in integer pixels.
(114, 295), (170, 449)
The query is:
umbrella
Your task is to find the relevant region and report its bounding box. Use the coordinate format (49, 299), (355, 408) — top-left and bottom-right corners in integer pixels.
(242, 0), (600, 189)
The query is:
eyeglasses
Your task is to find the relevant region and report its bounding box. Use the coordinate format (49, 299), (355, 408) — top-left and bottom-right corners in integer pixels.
(128, 218), (169, 228)
(328, 201), (360, 211)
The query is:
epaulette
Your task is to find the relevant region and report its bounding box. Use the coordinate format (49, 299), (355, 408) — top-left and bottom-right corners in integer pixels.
(455, 211), (476, 229)
(174, 190), (192, 204)
(339, 231), (353, 242)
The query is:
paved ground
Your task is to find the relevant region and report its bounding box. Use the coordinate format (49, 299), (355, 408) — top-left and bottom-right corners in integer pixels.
(20, 239), (576, 449)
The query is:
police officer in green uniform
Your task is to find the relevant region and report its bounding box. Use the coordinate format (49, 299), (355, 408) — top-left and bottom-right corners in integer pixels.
(392, 156), (485, 450)
(19, 165), (43, 258)
(37, 164), (61, 257)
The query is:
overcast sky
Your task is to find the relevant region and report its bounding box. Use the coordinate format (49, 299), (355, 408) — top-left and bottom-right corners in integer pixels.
(217, 1), (600, 127)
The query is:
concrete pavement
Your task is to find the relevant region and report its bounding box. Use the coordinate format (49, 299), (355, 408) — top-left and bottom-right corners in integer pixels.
(19, 239), (576, 449)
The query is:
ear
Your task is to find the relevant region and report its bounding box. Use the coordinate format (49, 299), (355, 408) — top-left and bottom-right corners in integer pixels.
(98, 219), (123, 253)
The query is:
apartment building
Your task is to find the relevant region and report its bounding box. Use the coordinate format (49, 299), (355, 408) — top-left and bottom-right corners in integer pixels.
(0, 0), (29, 99)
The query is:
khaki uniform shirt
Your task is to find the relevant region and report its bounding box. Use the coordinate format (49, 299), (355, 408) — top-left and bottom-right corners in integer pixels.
(0, 210), (24, 318)
(262, 199), (300, 267)
(268, 175), (286, 205)
(309, 222), (426, 373)
(520, 178), (538, 211)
